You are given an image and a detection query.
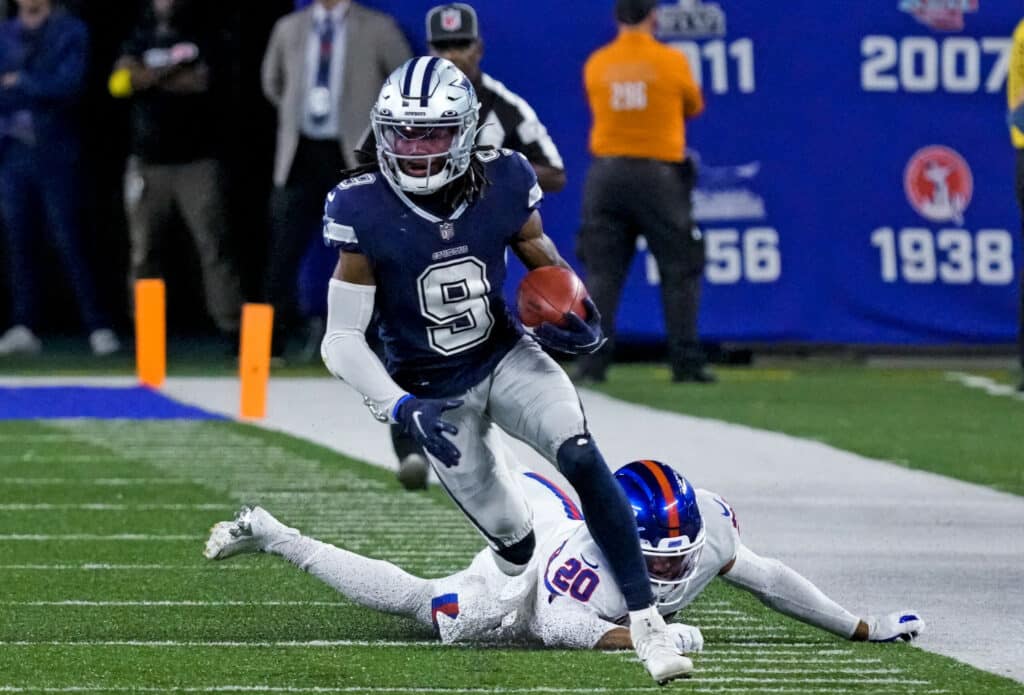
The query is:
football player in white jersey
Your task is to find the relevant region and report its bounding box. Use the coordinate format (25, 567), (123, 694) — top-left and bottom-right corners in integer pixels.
(204, 459), (924, 656)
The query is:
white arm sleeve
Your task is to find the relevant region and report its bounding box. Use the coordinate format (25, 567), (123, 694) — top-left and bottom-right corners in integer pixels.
(320, 278), (408, 422)
(721, 545), (860, 639)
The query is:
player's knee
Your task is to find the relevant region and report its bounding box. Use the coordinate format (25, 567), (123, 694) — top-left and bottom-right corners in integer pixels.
(491, 529), (535, 576)
(555, 434), (602, 482)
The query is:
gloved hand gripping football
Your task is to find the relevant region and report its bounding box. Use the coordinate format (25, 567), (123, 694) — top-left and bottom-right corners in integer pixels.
(534, 297), (606, 355)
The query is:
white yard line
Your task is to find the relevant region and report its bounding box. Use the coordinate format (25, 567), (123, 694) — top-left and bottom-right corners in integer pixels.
(1, 478), (192, 485)
(0, 535), (199, 541)
(0, 690), (933, 695)
(0, 688), (669, 694)
(0, 564), (285, 571)
(0, 504), (224, 511)
(945, 371), (1024, 400)
(0, 640), (446, 648)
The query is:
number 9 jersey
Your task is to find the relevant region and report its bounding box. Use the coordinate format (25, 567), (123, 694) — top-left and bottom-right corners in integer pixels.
(322, 149), (543, 399)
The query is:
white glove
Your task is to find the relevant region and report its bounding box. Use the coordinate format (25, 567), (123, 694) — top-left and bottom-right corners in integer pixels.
(866, 610), (925, 642)
(666, 622), (704, 653)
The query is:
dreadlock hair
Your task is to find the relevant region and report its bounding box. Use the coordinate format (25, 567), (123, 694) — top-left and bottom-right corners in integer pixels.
(341, 145), (493, 209)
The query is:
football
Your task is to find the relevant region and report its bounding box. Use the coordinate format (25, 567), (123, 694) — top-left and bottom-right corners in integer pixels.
(517, 266), (588, 328)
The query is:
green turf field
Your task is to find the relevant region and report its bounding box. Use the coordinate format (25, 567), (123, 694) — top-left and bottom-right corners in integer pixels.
(590, 364), (1024, 496)
(1, 418), (1019, 694)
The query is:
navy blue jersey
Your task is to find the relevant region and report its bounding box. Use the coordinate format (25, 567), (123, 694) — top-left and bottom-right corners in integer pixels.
(323, 149), (543, 398)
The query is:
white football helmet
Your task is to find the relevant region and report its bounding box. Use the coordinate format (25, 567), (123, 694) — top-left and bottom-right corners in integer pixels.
(371, 56), (479, 195)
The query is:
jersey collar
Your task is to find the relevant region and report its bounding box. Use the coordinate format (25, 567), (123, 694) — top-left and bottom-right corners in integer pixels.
(384, 175), (470, 224)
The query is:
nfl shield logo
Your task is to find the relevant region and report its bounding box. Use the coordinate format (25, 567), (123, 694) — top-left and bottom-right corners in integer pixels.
(441, 8), (462, 31)
(439, 221), (455, 241)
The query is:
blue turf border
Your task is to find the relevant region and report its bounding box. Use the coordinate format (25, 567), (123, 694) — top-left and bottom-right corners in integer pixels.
(0, 386), (226, 420)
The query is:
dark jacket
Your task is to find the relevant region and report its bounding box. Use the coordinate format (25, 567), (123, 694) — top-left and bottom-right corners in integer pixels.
(0, 9), (87, 154)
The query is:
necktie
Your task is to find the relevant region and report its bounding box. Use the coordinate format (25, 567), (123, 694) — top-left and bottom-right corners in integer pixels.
(311, 18), (334, 124)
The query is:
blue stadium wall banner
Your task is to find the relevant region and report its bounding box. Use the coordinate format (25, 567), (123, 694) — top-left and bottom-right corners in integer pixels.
(299, 0), (1020, 345)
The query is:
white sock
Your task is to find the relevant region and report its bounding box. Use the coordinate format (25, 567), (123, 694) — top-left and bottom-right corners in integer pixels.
(629, 605), (666, 631)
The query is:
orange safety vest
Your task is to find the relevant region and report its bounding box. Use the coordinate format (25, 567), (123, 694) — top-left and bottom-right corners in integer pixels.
(584, 31), (703, 163)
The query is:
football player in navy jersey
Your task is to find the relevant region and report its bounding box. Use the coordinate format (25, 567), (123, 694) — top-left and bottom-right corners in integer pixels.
(317, 56), (691, 684)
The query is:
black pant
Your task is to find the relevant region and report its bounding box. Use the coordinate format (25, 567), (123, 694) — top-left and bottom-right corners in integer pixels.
(1015, 149), (1024, 368)
(266, 137), (346, 355)
(576, 156), (705, 378)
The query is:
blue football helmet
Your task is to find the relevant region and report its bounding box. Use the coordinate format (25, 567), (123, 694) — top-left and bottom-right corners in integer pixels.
(615, 460), (706, 609)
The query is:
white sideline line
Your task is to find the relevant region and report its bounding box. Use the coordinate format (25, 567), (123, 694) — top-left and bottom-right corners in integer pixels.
(2, 602), (348, 607)
(0, 504), (225, 511)
(945, 371), (1024, 401)
(0, 535), (199, 541)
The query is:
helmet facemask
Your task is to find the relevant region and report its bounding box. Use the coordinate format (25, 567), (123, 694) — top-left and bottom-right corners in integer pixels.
(372, 57), (479, 195)
(641, 528), (706, 607)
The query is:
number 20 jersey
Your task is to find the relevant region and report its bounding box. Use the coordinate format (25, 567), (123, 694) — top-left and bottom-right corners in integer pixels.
(534, 484), (742, 624)
(323, 149), (542, 398)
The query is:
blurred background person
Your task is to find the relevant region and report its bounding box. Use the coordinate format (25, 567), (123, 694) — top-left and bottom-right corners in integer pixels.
(261, 0), (410, 361)
(358, 2), (568, 491)
(574, 0), (709, 385)
(0, 0), (120, 356)
(1009, 14), (1024, 391)
(109, 0), (244, 354)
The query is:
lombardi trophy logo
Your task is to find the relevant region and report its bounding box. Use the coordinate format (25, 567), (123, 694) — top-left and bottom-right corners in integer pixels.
(898, 0), (978, 32)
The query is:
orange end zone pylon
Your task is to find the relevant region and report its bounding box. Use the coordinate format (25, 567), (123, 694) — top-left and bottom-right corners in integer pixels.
(134, 279), (166, 389)
(239, 303), (274, 419)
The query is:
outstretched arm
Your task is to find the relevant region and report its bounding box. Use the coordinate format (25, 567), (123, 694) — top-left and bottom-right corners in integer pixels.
(720, 545), (923, 642)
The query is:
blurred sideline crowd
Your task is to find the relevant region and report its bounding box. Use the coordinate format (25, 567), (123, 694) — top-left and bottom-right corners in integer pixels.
(0, 0), (323, 359)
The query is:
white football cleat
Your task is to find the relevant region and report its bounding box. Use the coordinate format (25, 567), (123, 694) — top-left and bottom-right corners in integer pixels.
(630, 606), (694, 684)
(866, 609), (925, 642)
(89, 328), (121, 357)
(0, 325), (41, 356)
(397, 452), (429, 490)
(204, 505), (296, 560)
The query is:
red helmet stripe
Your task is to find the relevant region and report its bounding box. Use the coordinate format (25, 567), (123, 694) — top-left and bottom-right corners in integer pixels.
(639, 459), (679, 537)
